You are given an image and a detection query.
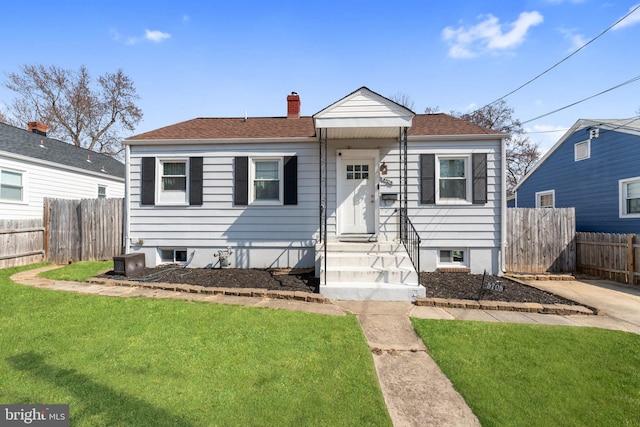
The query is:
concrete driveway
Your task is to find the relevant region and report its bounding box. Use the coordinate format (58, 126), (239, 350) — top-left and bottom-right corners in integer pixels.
(521, 278), (640, 334)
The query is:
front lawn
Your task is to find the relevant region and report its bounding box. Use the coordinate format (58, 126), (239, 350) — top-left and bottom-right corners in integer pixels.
(412, 319), (640, 427)
(0, 264), (391, 426)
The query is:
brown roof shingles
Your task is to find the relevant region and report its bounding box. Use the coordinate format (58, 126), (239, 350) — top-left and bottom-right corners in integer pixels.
(127, 113), (502, 141)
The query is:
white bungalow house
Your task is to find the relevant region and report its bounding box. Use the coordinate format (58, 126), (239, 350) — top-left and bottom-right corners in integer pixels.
(124, 87), (506, 301)
(0, 121), (125, 220)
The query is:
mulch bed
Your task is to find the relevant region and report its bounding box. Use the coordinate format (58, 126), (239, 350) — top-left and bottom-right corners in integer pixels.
(100, 266), (581, 305)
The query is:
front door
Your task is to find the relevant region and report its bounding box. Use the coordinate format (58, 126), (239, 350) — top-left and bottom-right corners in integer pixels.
(338, 156), (376, 234)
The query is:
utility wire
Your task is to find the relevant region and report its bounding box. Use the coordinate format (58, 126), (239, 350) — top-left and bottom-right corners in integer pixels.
(521, 75), (640, 124)
(475, 3), (640, 112)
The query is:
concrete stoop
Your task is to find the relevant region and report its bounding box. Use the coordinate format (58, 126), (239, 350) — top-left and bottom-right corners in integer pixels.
(316, 241), (425, 301)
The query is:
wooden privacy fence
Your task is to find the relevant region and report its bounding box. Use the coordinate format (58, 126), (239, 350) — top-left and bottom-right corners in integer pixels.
(44, 198), (124, 264)
(0, 218), (45, 268)
(506, 208), (576, 273)
(576, 232), (639, 285)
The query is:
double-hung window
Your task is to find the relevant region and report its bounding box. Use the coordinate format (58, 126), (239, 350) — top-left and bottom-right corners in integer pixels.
(437, 156), (471, 203)
(0, 169), (24, 202)
(620, 177), (640, 218)
(251, 158), (283, 204)
(158, 160), (188, 204)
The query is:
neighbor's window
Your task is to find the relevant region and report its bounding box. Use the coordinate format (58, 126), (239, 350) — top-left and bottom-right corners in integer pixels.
(159, 248), (188, 264)
(0, 169), (24, 202)
(439, 249), (466, 266)
(158, 159), (188, 204)
(252, 158), (282, 203)
(574, 140), (590, 161)
(620, 177), (640, 217)
(437, 156), (470, 203)
(98, 185), (107, 198)
(536, 190), (555, 208)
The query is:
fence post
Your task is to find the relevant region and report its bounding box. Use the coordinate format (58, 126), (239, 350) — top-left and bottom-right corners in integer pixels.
(629, 234), (635, 284)
(43, 198), (50, 262)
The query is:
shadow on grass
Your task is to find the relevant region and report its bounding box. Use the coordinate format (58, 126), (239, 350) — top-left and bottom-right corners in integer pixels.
(7, 352), (194, 427)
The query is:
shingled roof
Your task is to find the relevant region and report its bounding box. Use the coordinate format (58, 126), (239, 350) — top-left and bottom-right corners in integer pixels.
(126, 113), (501, 141)
(0, 122), (124, 179)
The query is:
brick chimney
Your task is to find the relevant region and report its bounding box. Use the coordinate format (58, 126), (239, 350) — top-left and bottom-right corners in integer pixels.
(28, 121), (47, 136)
(287, 92), (300, 119)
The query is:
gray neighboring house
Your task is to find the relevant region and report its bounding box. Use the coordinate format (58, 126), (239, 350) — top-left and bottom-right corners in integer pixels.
(0, 121), (125, 220)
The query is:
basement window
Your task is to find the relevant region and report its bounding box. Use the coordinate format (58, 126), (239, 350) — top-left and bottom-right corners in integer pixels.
(159, 248), (188, 264)
(438, 249), (466, 266)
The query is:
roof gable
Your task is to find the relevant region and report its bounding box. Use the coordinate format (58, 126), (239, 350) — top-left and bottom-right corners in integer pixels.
(0, 122), (124, 179)
(513, 117), (640, 191)
(313, 86), (414, 131)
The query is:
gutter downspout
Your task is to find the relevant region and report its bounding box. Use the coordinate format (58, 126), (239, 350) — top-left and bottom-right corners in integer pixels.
(500, 135), (507, 274)
(124, 144), (131, 254)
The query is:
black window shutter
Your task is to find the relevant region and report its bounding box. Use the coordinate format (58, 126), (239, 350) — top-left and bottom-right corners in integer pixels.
(189, 157), (204, 206)
(234, 157), (249, 206)
(472, 153), (488, 204)
(420, 154), (435, 204)
(141, 157), (155, 206)
(283, 156), (298, 205)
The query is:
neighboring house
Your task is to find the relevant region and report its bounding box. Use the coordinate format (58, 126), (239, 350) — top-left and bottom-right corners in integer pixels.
(513, 118), (640, 233)
(124, 87), (506, 301)
(0, 121), (125, 220)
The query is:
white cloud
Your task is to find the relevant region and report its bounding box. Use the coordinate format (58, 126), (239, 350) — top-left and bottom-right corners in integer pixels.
(559, 28), (587, 51)
(112, 29), (171, 45)
(145, 29), (171, 42)
(183, 14), (190, 23)
(612, 3), (640, 30)
(442, 11), (544, 58)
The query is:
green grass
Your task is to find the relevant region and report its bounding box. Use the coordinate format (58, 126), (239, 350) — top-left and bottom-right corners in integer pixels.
(411, 319), (640, 427)
(38, 260), (112, 282)
(1, 264), (391, 426)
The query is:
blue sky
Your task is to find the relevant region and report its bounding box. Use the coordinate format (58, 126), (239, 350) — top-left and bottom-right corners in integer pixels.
(1, 0), (639, 151)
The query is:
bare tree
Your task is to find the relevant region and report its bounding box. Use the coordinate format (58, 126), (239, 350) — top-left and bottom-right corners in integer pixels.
(455, 100), (541, 190)
(0, 106), (8, 124)
(424, 106), (441, 114)
(390, 92), (415, 111)
(4, 64), (142, 158)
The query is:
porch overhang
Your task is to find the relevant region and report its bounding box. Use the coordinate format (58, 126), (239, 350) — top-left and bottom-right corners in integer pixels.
(313, 86), (414, 139)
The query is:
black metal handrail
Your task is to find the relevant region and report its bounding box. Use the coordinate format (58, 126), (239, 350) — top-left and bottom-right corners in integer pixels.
(399, 208), (421, 271)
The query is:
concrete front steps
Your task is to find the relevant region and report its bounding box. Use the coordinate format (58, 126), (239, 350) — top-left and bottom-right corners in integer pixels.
(316, 241), (426, 301)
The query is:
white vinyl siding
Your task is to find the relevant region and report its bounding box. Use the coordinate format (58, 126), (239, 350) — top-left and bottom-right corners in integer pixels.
(128, 136), (502, 274)
(128, 143), (317, 268)
(619, 177), (640, 218)
(0, 156), (124, 220)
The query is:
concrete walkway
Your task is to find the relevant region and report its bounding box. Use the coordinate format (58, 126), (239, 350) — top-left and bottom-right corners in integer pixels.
(10, 266), (640, 427)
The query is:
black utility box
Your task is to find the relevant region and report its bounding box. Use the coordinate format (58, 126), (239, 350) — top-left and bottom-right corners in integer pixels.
(113, 253), (146, 276)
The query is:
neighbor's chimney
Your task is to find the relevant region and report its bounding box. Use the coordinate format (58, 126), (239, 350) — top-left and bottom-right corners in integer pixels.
(28, 121), (47, 137)
(287, 92), (300, 119)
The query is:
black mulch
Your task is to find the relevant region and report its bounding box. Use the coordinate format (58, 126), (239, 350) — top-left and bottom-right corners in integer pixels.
(100, 266), (581, 305)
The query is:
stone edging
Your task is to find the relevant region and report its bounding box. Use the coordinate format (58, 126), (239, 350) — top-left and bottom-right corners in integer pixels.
(87, 278), (329, 304)
(414, 297), (596, 315)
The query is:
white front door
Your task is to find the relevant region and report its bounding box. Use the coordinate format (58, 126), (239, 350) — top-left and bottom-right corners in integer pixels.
(337, 156), (376, 234)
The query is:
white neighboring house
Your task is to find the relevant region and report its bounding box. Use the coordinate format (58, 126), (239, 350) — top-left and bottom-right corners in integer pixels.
(124, 87), (506, 301)
(0, 121), (125, 220)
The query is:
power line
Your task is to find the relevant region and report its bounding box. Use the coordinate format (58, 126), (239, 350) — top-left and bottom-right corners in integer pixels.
(521, 75), (640, 124)
(476, 3), (640, 112)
